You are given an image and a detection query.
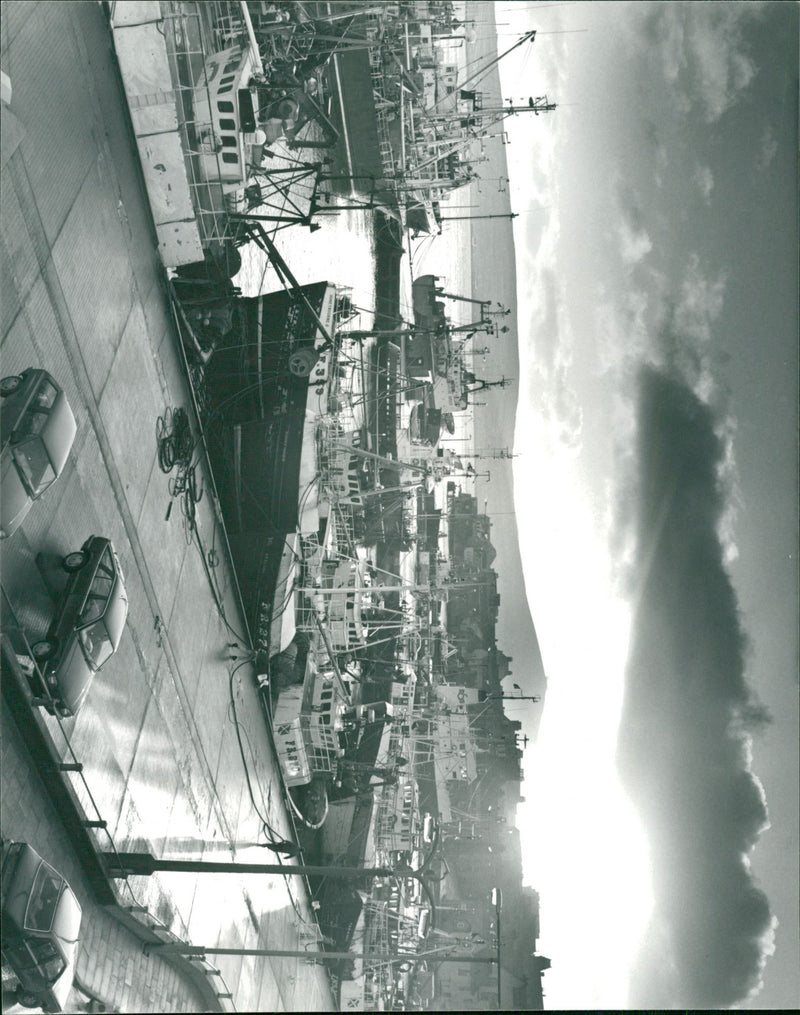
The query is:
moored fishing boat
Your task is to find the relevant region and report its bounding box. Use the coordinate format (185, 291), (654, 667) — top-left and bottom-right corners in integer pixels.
(110, 1), (337, 268)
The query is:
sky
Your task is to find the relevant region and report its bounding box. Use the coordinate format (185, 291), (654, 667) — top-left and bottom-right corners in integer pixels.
(483, 1), (798, 1010)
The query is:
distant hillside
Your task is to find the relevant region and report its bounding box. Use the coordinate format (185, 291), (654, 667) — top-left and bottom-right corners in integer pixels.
(464, 3), (547, 729)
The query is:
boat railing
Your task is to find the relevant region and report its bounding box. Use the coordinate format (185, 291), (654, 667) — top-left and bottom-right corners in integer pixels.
(159, 2), (247, 248)
(296, 593), (317, 635)
(204, 1), (297, 63)
(375, 107), (399, 181)
(321, 501), (358, 558)
(297, 715), (339, 777)
(317, 423), (366, 507)
(205, 0), (247, 48)
(153, 3), (328, 254)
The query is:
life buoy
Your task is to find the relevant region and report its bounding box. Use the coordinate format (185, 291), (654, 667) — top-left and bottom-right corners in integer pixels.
(274, 97), (300, 121)
(457, 689), (466, 703)
(288, 347), (317, 378)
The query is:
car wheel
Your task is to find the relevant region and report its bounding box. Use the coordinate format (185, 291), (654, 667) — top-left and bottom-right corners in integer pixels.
(62, 549), (89, 572)
(32, 638), (58, 662)
(15, 985), (41, 1008)
(0, 374), (23, 396)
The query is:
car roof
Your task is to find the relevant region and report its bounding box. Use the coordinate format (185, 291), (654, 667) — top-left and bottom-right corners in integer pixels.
(41, 390), (77, 474)
(50, 887), (81, 1008)
(103, 574), (129, 648)
(52, 883), (82, 945)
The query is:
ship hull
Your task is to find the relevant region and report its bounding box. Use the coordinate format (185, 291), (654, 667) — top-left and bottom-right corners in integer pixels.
(199, 280), (334, 632)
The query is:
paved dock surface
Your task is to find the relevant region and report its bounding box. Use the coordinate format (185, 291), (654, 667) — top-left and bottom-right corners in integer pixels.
(1, 3), (336, 1011)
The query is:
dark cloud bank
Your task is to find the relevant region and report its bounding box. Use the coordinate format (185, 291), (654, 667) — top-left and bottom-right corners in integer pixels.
(617, 366), (774, 1008)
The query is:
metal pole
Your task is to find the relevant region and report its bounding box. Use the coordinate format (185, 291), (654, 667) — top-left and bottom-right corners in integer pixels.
(496, 895), (502, 1007)
(239, 2), (264, 76)
(311, 613), (350, 702)
(439, 213), (518, 222)
(102, 853), (393, 879)
(148, 944), (499, 963)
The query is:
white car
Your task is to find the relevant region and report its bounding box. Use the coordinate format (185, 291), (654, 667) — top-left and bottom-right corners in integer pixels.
(1, 370), (77, 538)
(1, 841), (82, 1011)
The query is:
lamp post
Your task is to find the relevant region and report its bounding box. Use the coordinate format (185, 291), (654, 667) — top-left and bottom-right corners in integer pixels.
(102, 853), (395, 880)
(145, 941), (501, 965)
(101, 850), (443, 918)
(492, 886), (502, 1008)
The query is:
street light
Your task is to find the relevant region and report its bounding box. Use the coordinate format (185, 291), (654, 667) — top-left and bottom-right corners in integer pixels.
(492, 886), (502, 1008)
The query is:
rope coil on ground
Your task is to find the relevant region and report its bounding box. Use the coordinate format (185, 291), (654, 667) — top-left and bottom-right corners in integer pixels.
(156, 407), (204, 542)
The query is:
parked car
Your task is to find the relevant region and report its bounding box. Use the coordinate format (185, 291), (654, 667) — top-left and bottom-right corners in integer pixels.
(31, 536), (128, 717)
(0, 369), (77, 538)
(0, 840), (82, 1011)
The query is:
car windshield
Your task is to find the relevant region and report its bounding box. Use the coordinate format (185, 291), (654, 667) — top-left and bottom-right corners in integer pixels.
(79, 551), (115, 626)
(28, 937), (66, 985)
(14, 404), (48, 439)
(96, 548), (116, 585)
(25, 863), (63, 933)
(12, 436), (57, 497)
(78, 619), (114, 669)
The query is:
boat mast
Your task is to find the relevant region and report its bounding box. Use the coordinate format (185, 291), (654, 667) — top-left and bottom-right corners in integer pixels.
(438, 211), (518, 221)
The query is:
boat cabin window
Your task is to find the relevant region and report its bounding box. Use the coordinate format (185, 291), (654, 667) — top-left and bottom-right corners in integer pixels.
(220, 118), (235, 131)
(222, 152), (238, 164)
(218, 100), (234, 113)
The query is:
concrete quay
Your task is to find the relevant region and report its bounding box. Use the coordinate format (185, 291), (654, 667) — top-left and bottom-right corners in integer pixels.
(1, 3), (336, 1011)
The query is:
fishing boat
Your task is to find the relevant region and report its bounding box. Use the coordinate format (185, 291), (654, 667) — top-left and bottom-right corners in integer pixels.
(170, 253), (393, 810)
(110, 1), (338, 268)
(321, 7), (555, 227)
(266, 506), (388, 820)
(110, 1), (555, 251)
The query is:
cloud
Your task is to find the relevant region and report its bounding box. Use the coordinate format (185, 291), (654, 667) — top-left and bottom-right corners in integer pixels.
(618, 220), (653, 266)
(613, 177), (654, 269)
(616, 366), (775, 1008)
(546, 369), (583, 451)
(641, 120), (669, 187)
(688, 8), (758, 121)
(693, 163), (715, 204)
(614, 178), (647, 232)
(595, 281), (658, 377)
(756, 124), (779, 172)
(632, 5), (764, 122)
(601, 253), (741, 586)
(517, 202), (582, 455)
(525, 265), (562, 373)
(674, 254), (726, 341)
